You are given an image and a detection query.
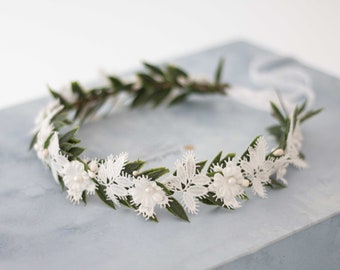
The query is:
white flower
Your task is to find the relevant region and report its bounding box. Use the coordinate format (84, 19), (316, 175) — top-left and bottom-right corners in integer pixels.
(33, 102), (64, 163)
(63, 160), (96, 204)
(95, 153), (133, 205)
(34, 120), (54, 163)
(285, 116), (307, 168)
(240, 136), (275, 198)
(34, 101), (63, 132)
(272, 155), (290, 186)
(165, 152), (210, 214)
(129, 176), (169, 219)
(47, 132), (69, 183)
(210, 160), (249, 209)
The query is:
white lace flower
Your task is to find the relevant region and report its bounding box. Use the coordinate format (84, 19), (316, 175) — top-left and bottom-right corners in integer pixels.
(34, 120), (54, 163)
(165, 152), (210, 214)
(34, 101), (63, 132)
(240, 136), (275, 198)
(286, 116), (307, 168)
(47, 132), (69, 183)
(34, 102), (64, 163)
(129, 176), (169, 219)
(63, 160), (96, 204)
(95, 153), (133, 205)
(272, 155), (290, 186)
(210, 160), (249, 209)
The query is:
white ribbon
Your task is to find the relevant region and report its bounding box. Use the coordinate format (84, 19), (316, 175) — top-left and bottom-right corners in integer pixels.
(228, 54), (315, 113)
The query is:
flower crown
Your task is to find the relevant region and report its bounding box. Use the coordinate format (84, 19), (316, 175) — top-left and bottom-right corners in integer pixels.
(30, 60), (321, 222)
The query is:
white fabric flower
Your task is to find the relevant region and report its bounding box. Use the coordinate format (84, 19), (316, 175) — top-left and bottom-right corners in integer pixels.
(165, 152), (210, 214)
(34, 102), (64, 163)
(129, 176), (169, 219)
(285, 116), (307, 168)
(34, 100), (63, 132)
(63, 160), (96, 204)
(47, 132), (69, 183)
(95, 153), (133, 205)
(34, 120), (54, 163)
(270, 153), (290, 186)
(210, 160), (248, 209)
(240, 136), (275, 198)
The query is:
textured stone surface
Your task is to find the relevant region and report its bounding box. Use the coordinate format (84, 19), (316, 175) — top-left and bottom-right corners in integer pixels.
(0, 41), (339, 269)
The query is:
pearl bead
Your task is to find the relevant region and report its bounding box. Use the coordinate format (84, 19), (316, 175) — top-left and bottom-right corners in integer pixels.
(273, 148), (284, 157)
(242, 179), (250, 187)
(43, 149), (49, 158)
(228, 177), (236, 185)
(145, 187), (152, 193)
(132, 170), (139, 177)
(89, 161), (98, 172)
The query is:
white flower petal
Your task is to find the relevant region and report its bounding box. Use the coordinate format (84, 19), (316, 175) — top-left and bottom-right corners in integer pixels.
(165, 176), (182, 190)
(239, 160), (253, 177)
(251, 178), (267, 198)
(115, 176), (133, 187)
(106, 184), (129, 198)
(176, 161), (187, 183)
(183, 192), (198, 214)
(187, 186), (208, 198)
(111, 153), (128, 178)
(185, 152), (196, 180)
(192, 174), (210, 186)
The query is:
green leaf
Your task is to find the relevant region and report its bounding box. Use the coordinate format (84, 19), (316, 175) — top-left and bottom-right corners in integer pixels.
(297, 100), (307, 115)
(143, 62), (165, 77)
(149, 215), (159, 223)
(214, 57), (225, 84)
(270, 102), (286, 124)
(82, 191), (87, 205)
(300, 108), (323, 123)
(108, 76), (124, 92)
(208, 151), (222, 171)
(43, 133), (54, 149)
(59, 127), (79, 144)
(117, 197), (134, 209)
(166, 197), (189, 222)
(69, 147), (85, 157)
(200, 192), (231, 209)
(199, 197), (216, 205)
(29, 132), (38, 150)
(149, 88), (171, 107)
(58, 175), (66, 191)
(51, 111), (69, 123)
(71, 81), (86, 98)
(267, 125), (282, 138)
(196, 160), (207, 173)
(131, 88), (149, 108)
(239, 135), (261, 162)
(124, 160), (146, 175)
(169, 92), (189, 106)
(140, 167), (170, 180)
(48, 86), (70, 107)
(137, 73), (157, 85)
(166, 65), (188, 80)
(156, 182), (174, 196)
(220, 153), (236, 165)
(60, 142), (74, 151)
